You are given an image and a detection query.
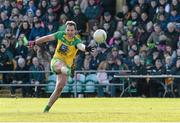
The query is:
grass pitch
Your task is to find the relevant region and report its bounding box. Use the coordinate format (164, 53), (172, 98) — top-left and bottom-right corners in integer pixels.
(0, 98), (180, 122)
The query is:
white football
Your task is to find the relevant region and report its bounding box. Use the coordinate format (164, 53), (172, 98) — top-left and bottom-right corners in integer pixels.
(93, 29), (107, 43)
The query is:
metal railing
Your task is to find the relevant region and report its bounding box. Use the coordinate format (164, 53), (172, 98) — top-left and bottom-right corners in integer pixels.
(114, 74), (177, 97)
(0, 70), (179, 97)
(0, 70), (129, 97)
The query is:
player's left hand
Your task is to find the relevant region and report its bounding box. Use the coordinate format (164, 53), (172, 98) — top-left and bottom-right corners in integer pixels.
(85, 46), (95, 53)
(28, 41), (36, 48)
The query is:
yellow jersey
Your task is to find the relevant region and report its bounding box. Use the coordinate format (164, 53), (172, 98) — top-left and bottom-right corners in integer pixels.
(53, 31), (81, 67)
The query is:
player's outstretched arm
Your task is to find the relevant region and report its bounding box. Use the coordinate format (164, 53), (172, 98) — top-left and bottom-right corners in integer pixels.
(28, 34), (55, 47)
(77, 43), (95, 52)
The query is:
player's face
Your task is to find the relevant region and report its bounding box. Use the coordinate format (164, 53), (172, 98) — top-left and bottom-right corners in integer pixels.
(65, 25), (76, 38)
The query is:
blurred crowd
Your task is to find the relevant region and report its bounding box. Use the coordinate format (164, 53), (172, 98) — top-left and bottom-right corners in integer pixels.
(0, 0), (179, 97)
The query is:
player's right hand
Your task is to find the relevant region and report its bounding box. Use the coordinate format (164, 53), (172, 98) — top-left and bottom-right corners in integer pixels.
(85, 46), (95, 53)
(28, 41), (36, 48)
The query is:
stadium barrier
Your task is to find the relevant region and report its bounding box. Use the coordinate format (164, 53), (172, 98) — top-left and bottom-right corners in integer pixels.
(0, 70), (179, 97)
(0, 70), (129, 97)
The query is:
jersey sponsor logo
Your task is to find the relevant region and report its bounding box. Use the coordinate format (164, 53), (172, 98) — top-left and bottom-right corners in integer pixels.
(58, 43), (69, 55)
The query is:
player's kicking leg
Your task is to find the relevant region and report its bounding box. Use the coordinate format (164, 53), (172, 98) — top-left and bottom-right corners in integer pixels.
(43, 59), (70, 112)
(44, 74), (67, 112)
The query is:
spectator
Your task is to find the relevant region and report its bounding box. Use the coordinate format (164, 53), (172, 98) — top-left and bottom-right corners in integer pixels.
(10, 57), (30, 97)
(126, 0), (138, 11)
(165, 22), (179, 50)
(58, 14), (68, 32)
(80, 0), (88, 13)
(26, 44), (38, 66)
(0, 0), (12, 16)
(115, 20), (128, 52)
(100, 12), (116, 42)
(172, 48), (180, 66)
(67, 0), (75, 14)
(121, 5), (131, 22)
(48, 44), (55, 58)
(29, 57), (45, 97)
(97, 61), (109, 97)
(89, 48), (100, 70)
(148, 0), (158, 21)
(149, 59), (166, 97)
(140, 12), (150, 29)
(36, 45), (51, 80)
(44, 13), (58, 31)
(157, 34), (169, 53)
(135, 25), (147, 46)
(100, 0), (116, 16)
(165, 55), (172, 74)
(153, 5), (169, 22)
(134, 5), (141, 17)
(0, 23), (6, 41)
(29, 20), (46, 40)
(131, 55), (148, 97)
(171, 59), (180, 97)
(1, 38), (14, 58)
(25, 0), (36, 15)
(14, 33), (28, 60)
(170, 0), (180, 13)
(0, 44), (9, 70)
(106, 47), (123, 97)
(156, 14), (168, 31)
(97, 43), (110, 63)
(17, 21), (31, 38)
(50, 0), (63, 19)
(136, 0), (149, 13)
(38, 0), (48, 16)
(0, 43), (14, 84)
(46, 22), (57, 35)
(10, 7), (20, 20)
(84, 0), (101, 21)
(112, 56), (129, 97)
(35, 9), (44, 21)
(26, 9), (35, 26)
(158, 0), (170, 13)
(9, 20), (18, 36)
(169, 8), (180, 22)
(62, 4), (73, 20)
(130, 11), (139, 26)
(16, 1), (25, 15)
(125, 20), (138, 45)
(147, 23), (164, 50)
(82, 52), (90, 70)
(124, 49), (136, 70)
(71, 5), (88, 38)
(108, 31), (121, 48)
(0, 11), (10, 28)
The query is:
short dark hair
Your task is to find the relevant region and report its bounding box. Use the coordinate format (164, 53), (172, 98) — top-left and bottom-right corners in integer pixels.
(65, 21), (77, 30)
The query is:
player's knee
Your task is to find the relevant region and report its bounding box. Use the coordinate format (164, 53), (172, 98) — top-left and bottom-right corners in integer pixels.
(61, 66), (71, 75)
(53, 66), (62, 74)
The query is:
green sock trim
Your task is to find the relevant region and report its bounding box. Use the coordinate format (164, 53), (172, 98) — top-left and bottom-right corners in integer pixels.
(44, 105), (51, 112)
(67, 68), (71, 76)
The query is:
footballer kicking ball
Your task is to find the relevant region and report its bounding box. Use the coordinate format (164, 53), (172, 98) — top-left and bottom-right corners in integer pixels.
(93, 29), (107, 44)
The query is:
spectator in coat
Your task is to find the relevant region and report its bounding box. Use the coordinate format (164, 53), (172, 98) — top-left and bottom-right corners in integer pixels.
(10, 57), (30, 97)
(29, 57), (45, 97)
(29, 20), (46, 40)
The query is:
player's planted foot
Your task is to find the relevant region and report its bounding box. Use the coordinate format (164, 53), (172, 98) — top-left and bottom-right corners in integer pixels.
(43, 105), (51, 113)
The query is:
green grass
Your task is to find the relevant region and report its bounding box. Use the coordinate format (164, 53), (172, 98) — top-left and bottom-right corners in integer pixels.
(0, 98), (180, 122)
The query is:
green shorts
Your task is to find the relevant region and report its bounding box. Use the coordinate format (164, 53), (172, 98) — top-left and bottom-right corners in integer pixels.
(51, 58), (71, 74)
